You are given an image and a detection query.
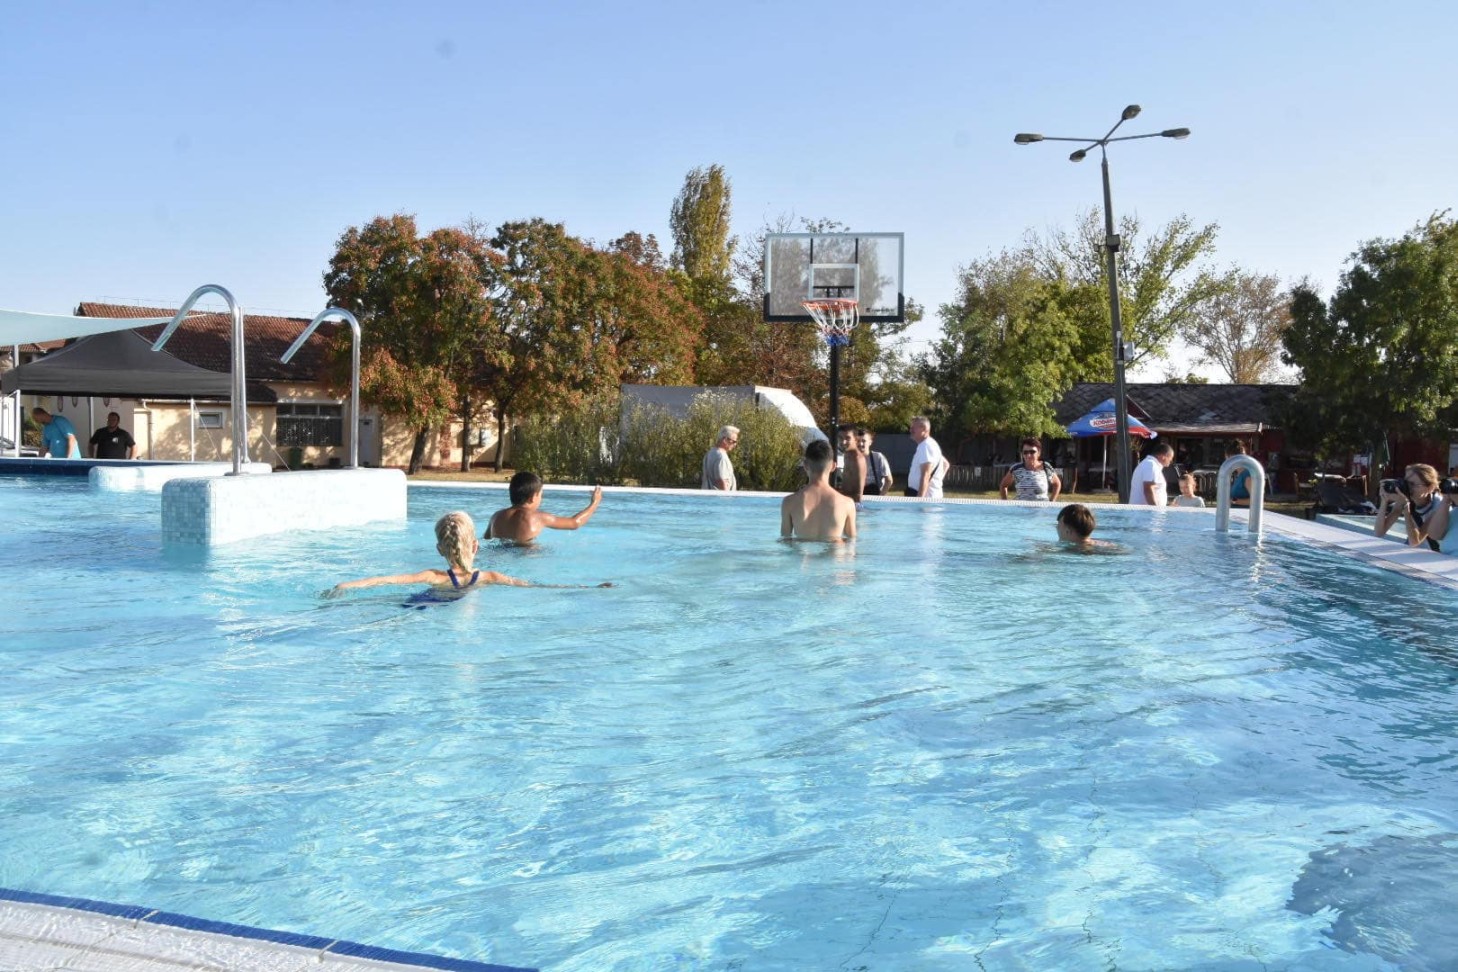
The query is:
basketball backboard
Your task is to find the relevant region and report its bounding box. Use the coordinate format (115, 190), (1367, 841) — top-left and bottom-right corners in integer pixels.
(763, 232), (904, 322)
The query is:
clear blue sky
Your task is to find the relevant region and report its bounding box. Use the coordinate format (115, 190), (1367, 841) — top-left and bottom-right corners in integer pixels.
(4, 1), (1454, 376)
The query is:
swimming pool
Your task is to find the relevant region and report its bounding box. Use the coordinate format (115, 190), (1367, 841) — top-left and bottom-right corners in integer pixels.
(3, 477), (1456, 970)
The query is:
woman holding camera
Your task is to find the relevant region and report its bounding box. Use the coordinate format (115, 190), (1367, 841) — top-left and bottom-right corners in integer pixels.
(1374, 463), (1450, 552)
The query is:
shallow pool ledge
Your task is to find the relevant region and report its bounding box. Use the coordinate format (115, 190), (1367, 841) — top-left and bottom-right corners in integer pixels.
(91, 461), (273, 492)
(163, 468), (406, 545)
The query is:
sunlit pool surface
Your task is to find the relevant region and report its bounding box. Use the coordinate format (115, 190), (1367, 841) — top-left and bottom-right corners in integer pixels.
(2, 476), (1456, 971)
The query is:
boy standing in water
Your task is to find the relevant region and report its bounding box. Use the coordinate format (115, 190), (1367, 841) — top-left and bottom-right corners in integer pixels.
(782, 440), (857, 542)
(1055, 503), (1099, 546)
(486, 472), (602, 544)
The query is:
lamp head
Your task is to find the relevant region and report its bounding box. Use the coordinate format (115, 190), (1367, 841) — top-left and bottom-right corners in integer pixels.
(1161, 127), (1191, 139)
(1121, 104), (1141, 120)
(1013, 133), (1044, 145)
(1069, 149), (1087, 162)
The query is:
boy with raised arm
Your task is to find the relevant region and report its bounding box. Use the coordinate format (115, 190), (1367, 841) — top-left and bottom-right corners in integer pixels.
(781, 439), (857, 542)
(486, 472), (602, 544)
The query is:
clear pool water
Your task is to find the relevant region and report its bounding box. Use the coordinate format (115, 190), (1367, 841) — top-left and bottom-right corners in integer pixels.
(2, 476), (1457, 971)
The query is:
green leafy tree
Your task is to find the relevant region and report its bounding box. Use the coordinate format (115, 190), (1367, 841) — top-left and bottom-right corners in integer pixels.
(323, 214), (496, 473)
(1028, 209), (1224, 369)
(669, 164), (736, 287)
(1179, 269), (1292, 383)
(1280, 214), (1458, 468)
(920, 249), (1106, 441)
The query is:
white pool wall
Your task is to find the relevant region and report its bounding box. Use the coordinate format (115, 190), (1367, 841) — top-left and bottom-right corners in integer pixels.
(162, 468), (406, 545)
(91, 461), (273, 491)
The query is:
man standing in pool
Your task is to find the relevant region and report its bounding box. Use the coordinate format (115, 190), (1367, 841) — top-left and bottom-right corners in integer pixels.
(701, 425), (739, 491)
(485, 472), (602, 544)
(782, 439), (857, 542)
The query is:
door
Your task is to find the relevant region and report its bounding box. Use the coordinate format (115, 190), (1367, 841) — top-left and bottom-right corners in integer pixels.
(357, 409), (380, 467)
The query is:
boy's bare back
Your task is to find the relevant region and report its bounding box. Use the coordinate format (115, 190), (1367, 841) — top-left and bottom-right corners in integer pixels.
(781, 482), (857, 542)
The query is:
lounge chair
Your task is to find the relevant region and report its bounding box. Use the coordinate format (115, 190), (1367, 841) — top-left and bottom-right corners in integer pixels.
(1311, 477), (1376, 516)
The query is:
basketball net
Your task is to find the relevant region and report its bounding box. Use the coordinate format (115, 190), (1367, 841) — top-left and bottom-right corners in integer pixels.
(802, 298), (858, 348)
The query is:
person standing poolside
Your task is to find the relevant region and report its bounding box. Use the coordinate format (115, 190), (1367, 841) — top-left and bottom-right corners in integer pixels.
(90, 411), (136, 460)
(1171, 472), (1207, 508)
(1226, 441), (1254, 506)
(701, 425), (739, 491)
(1000, 438), (1061, 501)
(836, 424), (866, 504)
(486, 472), (602, 544)
(781, 439), (857, 542)
(31, 407), (81, 459)
(858, 428), (892, 496)
(906, 416), (946, 499)
(1130, 442), (1174, 506)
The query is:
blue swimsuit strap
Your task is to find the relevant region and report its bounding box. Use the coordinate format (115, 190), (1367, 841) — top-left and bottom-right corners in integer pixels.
(447, 569), (481, 589)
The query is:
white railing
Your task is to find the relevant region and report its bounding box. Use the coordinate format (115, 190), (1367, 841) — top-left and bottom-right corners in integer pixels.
(152, 286), (252, 475)
(1215, 455), (1265, 535)
(282, 308), (362, 469)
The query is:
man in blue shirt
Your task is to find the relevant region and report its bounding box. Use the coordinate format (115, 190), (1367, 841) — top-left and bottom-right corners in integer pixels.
(32, 407), (81, 458)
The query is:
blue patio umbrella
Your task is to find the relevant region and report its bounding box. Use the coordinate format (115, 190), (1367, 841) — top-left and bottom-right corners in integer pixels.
(1066, 399), (1156, 487)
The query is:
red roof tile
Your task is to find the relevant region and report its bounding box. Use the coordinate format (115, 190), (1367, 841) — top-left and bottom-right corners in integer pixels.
(74, 302), (341, 383)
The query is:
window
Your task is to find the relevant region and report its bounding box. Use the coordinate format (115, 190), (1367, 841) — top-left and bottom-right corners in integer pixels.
(196, 411), (225, 429)
(277, 403), (343, 447)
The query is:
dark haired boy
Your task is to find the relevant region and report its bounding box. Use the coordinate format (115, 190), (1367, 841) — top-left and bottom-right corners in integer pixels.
(1055, 503), (1098, 545)
(485, 472), (602, 544)
(781, 439), (857, 542)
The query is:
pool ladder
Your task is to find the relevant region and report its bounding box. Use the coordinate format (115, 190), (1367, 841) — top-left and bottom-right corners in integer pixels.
(1215, 455), (1265, 535)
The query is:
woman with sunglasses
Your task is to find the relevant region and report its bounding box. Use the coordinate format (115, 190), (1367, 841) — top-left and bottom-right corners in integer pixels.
(1000, 438), (1062, 502)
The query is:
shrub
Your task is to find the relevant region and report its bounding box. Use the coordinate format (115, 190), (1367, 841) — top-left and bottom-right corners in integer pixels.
(511, 397), (623, 485)
(619, 392), (806, 491)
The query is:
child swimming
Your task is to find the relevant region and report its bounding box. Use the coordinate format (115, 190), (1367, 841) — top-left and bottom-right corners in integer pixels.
(327, 511), (612, 597)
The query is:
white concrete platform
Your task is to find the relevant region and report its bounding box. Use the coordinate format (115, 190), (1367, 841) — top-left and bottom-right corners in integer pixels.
(0, 892), (532, 972)
(91, 462), (273, 492)
(162, 468), (407, 545)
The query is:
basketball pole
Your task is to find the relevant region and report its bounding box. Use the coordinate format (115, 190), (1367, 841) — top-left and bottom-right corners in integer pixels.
(828, 342), (840, 443)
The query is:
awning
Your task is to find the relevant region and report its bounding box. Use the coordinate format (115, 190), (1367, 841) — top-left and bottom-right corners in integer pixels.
(0, 308), (172, 346)
(1, 329), (276, 402)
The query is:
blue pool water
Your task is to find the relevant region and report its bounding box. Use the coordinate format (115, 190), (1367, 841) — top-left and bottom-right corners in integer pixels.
(2, 477), (1457, 971)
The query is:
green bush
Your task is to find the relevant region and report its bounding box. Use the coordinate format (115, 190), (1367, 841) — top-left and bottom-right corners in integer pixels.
(515, 391), (809, 492)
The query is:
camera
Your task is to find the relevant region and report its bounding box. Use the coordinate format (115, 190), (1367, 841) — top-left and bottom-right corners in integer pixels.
(1380, 478), (1410, 496)
(1441, 477), (1458, 495)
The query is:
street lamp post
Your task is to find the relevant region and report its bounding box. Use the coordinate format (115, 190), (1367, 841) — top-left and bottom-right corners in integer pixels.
(1014, 106), (1189, 503)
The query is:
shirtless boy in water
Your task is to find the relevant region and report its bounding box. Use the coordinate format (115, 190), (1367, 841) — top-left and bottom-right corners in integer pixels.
(781, 440), (857, 542)
(486, 472), (602, 544)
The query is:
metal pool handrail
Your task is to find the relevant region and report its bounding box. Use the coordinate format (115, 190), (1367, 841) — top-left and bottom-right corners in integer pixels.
(281, 308), (362, 469)
(152, 285), (250, 475)
(1215, 454), (1265, 535)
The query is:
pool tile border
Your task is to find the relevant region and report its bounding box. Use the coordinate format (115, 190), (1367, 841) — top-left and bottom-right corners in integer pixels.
(0, 886), (536, 972)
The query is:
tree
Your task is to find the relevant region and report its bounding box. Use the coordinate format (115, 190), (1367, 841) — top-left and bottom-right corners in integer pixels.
(590, 232), (701, 387)
(669, 164), (735, 287)
(1179, 270), (1291, 383)
(919, 249), (1104, 441)
(1280, 214), (1458, 466)
(1027, 209), (1224, 368)
(323, 214), (496, 473)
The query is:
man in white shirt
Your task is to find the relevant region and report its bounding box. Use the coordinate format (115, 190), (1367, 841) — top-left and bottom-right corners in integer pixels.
(1129, 441), (1175, 506)
(906, 416), (946, 499)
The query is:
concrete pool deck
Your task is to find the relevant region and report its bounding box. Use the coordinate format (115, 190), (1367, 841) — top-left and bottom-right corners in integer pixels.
(0, 889), (535, 972)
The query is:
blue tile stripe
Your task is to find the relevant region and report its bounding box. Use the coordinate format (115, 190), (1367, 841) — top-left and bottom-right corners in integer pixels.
(0, 887), (536, 972)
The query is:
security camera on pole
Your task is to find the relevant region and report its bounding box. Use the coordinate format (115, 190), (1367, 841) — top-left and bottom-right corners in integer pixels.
(1014, 106), (1190, 503)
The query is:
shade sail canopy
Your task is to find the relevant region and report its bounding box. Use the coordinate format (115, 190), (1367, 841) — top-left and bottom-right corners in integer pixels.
(0, 308), (172, 346)
(1066, 398), (1156, 438)
(1, 329), (276, 402)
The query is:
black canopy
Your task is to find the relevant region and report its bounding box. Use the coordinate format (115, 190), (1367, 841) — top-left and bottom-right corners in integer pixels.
(1, 329), (276, 402)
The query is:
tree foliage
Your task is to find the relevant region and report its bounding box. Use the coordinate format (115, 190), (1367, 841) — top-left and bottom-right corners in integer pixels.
(920, 249), (1106, 440)
(669, 164), (735, 286)
(323, 214), (496, 472)
(1179, 269), (1292, 383)
(1280, 213), (1458, 463)
(1028, 209), (1223, 367)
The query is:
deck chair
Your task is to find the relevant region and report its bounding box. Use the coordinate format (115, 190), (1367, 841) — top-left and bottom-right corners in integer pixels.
(1311, 477), (1376, 516)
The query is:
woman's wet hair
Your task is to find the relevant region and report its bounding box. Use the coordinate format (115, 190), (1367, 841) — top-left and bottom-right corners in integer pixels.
(435, 511), (476, 568)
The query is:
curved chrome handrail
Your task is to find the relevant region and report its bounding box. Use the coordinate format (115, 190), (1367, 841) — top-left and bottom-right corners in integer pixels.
(281, 308), (362, 469)
(152, 285), (249, 475)
(1215, 454), (1265, 535)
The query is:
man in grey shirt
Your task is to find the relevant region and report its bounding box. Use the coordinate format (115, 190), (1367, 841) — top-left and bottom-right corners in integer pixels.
(701, 425), (739, 490)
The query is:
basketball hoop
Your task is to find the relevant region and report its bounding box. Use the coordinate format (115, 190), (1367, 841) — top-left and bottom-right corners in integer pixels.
(802, 298), (858, 347)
